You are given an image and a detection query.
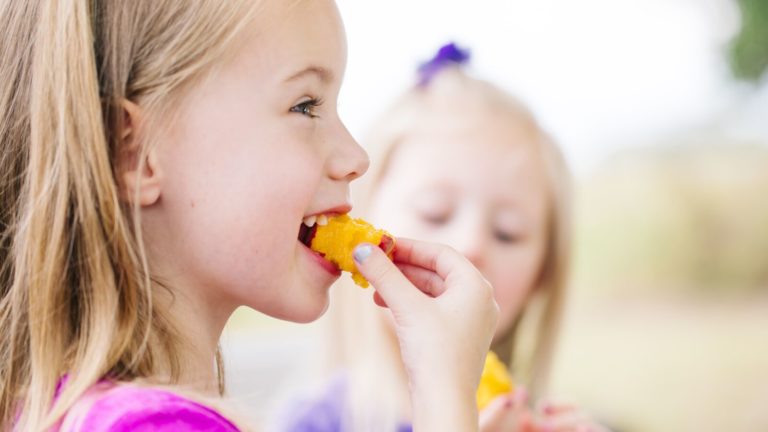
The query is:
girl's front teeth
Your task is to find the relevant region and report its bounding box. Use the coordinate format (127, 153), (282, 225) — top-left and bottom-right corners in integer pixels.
(303, 215), (317, 227)
(302, 214), (330, 227)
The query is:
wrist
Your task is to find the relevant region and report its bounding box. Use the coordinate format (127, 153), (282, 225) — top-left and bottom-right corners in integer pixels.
(408, 370), (479, 432)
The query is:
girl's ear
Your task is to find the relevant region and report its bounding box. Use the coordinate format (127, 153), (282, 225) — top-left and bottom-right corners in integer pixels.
(119, 100), (162, 206)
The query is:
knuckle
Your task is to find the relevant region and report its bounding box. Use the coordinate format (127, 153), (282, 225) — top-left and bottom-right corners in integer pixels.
(450, 245), (473, 267)
(479, 278), (499, 320)
(427, 274), (442, 296)
(440, 244), (461, 262)
(490, 299), (500, 322)
(477, 276), (495, 301)
(368, 259), (394, 284)
(443, 244), (459, 256)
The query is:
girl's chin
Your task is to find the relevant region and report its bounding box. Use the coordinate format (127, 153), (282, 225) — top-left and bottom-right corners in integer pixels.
(258, 294), (331, 324)
(286, 301), (330, 323)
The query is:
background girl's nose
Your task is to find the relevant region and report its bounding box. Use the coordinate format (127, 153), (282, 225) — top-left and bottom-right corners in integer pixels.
(460, 240), (485, 269)
(328, 125), (370, 181)
(450, 224), (487, 269)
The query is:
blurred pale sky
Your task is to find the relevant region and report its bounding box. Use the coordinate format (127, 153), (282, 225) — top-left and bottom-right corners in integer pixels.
(336, 0), (768, 175)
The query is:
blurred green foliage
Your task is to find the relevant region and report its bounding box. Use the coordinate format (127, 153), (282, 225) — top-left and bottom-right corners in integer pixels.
(729, 0), (768, 81)
(573, 141), (768, 296)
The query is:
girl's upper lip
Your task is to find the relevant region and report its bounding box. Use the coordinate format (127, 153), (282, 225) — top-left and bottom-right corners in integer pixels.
(305, 204), (352, 218)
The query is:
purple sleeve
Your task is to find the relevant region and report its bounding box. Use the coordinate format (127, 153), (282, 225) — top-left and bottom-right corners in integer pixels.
(275, 375), (347, 432)
(75, 386), (240, 432)
(275, 374), (413, 432)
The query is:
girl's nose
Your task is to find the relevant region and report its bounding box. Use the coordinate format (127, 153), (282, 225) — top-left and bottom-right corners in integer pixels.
(328, 124), (369, 182)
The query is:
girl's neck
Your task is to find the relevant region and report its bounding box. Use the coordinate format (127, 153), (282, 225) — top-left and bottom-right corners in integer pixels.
(155, 283), (235, 396)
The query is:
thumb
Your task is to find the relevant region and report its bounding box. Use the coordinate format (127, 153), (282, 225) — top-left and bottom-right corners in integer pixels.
(353, 243), (424, 312)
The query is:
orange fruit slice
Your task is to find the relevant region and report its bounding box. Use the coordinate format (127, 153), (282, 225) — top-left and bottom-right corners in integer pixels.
(310, 214), (395, 288)
(477, 351), (514, 410)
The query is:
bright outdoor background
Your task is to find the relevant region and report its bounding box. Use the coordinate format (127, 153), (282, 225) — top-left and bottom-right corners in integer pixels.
(223, 1), (768, 431)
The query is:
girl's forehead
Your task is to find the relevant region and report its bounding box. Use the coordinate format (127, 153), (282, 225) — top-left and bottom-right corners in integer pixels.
(390, 132), (548, 203)
(400, 120), (543, 168)
(417, 106), (538, 140)
(238, 0), (347, 83)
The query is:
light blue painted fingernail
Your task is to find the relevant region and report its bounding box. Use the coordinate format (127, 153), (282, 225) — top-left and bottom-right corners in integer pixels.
(353, 244), (373, 263)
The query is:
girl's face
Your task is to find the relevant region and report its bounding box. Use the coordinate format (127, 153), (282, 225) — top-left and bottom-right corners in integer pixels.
(368, 116), (549, 337)
(146, 0), (368, 323)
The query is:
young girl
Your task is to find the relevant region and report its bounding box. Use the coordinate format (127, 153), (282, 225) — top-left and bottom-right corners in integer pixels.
(279, 44), (607, 432)
(0, 3), (499, 431)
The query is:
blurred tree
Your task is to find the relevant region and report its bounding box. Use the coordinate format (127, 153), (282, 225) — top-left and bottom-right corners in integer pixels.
(729, 0), (768, 81)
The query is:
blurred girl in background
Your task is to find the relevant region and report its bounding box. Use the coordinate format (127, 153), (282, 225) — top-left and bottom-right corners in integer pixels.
(279, 43), (608, 432)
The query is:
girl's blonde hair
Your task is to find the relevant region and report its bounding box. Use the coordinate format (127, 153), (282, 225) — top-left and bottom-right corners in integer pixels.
(0, 0), (262, 429)
(324, 67), (571, 431)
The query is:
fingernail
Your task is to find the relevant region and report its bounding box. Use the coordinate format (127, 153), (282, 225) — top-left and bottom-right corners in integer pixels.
(353, 244), (373, 263)
(543, 401), (555, 415)
(516, 386), (529, 403)
(504, 395), (515, 409)
(379, 235), (395, 255)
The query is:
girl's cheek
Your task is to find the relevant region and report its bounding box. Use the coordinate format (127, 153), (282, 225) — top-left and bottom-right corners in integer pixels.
(490, 250), (541, 298)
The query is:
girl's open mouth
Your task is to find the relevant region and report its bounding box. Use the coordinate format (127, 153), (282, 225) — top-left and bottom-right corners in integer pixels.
(298, 222), (317, 247)
(298, 215), (341, 275)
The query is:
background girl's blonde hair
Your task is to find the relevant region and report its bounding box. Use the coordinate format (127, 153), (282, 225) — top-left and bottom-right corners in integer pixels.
(323, 67), (571, 431)
(0, 0), (262, 429)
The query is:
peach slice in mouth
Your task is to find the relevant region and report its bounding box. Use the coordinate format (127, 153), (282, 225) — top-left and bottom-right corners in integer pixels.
(298, 215), (342, 275)
(305, 214), (395, 288)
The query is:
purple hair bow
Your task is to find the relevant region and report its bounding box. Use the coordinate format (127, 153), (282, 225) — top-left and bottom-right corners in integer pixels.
(417, 42), (471, 87)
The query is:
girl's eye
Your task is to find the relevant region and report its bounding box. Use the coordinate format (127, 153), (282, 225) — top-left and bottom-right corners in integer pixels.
(494, 230), (521, 244)
(421, 212), (450, 226)
(290, 98), (323, 118)
(411, 191), (453, 226)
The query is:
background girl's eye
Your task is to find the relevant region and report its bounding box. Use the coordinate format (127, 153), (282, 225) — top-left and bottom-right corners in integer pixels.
(410, 192), (453, 227)
(420, 212), (450, 226)
(290, 98), (323, 118)
(494, 230), (520, 243)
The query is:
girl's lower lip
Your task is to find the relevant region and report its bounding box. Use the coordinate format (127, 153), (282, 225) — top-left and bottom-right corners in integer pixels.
(299, 241), (341, 276)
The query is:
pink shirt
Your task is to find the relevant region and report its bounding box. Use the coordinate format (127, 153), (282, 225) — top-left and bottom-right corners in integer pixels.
(54, 382), (240, 431)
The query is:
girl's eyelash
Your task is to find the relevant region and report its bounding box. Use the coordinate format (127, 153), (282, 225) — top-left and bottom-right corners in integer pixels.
(290, 98), (324, 118)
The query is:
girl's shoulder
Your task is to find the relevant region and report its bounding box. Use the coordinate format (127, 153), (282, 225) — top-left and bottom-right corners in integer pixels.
(61, 382), (240, 432)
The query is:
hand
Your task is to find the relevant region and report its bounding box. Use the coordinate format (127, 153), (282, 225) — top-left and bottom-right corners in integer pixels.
(353, 238), (499, 432)
(480, 388), (538, 432)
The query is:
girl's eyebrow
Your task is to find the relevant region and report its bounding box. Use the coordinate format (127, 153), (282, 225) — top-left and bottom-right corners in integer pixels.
(284, 65), (333, 84)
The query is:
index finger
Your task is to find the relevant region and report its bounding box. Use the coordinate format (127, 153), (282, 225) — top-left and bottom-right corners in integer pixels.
(392, 238), (476, 282)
